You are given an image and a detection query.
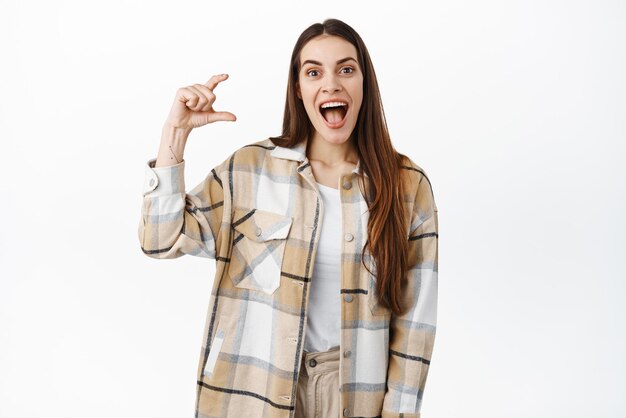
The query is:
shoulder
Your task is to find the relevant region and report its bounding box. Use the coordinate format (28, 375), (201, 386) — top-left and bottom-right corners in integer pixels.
(237, 137), (276, 156)
(215, 137), (275, 172)
(398, 153), (437, 216)
(231, 137), (275, 160)
(399, 154), (434, 195)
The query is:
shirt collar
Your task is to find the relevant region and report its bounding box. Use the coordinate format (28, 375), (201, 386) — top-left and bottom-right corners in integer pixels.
(270, 136), (365, 177)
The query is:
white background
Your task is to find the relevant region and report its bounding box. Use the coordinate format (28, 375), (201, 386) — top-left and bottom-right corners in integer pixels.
(1, 0), (625, 417)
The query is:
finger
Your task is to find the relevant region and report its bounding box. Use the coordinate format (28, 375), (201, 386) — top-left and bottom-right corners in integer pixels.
(185, 92), (199, 109)
(177, 87), (201, 109)
(204, 73), (229, 91)
(176, 87), (199, 106)
(187, 85), (210, 111)
(192, 84), (217, 112)
(207, 110), (237, 123)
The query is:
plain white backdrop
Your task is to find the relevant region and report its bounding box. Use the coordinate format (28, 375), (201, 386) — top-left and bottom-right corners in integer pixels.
(1, 0), (624, 417)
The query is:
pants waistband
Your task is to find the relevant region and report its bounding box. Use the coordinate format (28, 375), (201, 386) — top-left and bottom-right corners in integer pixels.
(300, 346), (340, 377)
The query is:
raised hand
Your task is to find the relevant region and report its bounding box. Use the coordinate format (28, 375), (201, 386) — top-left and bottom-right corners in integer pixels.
(164, 74), (237, 130)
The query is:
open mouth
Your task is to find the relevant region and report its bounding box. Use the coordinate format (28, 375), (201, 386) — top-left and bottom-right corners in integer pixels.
(319, 101), (349, 128)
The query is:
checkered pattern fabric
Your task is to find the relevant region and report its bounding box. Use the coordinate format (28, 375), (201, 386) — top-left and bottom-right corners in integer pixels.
(138, 136), (439, 418)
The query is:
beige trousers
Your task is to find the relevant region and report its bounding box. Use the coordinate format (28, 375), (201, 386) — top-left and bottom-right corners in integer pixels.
(294, 346), (341, 418)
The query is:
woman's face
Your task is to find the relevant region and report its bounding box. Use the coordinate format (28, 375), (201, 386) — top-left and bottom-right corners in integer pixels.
(297, 35), (364, 147)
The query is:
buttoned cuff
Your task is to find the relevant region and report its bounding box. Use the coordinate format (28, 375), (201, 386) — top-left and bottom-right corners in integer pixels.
(142, 157), (186, 196)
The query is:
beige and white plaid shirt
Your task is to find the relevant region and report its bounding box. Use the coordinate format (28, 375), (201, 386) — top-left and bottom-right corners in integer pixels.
(138, 136), (439, 418)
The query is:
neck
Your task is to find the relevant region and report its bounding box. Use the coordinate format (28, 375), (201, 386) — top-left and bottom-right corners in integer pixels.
(306, 132), (359, 166)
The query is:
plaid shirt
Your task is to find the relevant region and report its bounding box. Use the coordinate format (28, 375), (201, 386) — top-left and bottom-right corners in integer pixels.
(138, 136), (438, 418)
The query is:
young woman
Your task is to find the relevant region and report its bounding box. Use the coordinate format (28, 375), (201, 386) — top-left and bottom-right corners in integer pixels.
(139, 18), (438, 418)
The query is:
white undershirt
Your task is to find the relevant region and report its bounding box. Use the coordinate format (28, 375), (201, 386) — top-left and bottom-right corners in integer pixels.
(304, 182), (342, 353)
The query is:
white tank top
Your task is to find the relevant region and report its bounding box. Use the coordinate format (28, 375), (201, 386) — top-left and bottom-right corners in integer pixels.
(304, 181), (342, 353)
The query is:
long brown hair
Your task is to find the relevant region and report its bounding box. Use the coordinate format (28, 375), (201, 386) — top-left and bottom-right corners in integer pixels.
(270, 18), (411, 316)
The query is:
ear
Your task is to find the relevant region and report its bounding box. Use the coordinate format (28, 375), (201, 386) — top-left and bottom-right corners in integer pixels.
(296, 81), (302, 100)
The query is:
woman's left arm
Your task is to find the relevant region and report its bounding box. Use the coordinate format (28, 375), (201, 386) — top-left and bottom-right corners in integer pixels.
(381, 172), (439, 418)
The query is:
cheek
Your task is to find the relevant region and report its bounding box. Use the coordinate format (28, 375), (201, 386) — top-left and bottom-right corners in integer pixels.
(356, 78), (364, 93)
(348, 79), (364, 103)
(300, 91), (317, 113)
(301, 99), (318, 121)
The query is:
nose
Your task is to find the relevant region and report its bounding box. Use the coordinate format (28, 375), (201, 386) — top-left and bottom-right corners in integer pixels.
(322, 73), (342, 94)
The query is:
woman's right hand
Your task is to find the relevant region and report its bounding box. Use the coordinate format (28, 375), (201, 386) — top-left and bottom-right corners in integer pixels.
(164, 74), (237, 130)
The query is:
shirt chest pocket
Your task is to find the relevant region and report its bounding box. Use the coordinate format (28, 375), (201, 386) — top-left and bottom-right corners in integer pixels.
(227, 207), (293, 295)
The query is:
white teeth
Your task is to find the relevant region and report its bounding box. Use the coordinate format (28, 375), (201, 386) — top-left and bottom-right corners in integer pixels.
(320, 101), (347, 109)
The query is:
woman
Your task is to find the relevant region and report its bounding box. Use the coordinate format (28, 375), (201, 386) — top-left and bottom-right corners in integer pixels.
(139, 18), (438, 418)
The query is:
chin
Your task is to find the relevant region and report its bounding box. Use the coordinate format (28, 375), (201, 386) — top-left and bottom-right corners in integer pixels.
(319, 131), (353, 144)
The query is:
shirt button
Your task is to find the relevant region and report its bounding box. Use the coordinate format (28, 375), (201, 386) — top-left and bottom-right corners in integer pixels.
(344, 233), (353, 242)
(149, 179), (155, 187)
(343, 294), (353, 303)
(255, 227), (262, 236)
(342, 180), (352, 190)
(308, 359), (317, 367)
(343, 350), (352, 358)
(343, 408), (350, 416)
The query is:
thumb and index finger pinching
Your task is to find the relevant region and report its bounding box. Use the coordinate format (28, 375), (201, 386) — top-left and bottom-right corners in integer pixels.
(203, 74), (236, 121)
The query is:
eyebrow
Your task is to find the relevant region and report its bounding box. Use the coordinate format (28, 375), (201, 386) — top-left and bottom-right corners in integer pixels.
(300, 57), (358, 69)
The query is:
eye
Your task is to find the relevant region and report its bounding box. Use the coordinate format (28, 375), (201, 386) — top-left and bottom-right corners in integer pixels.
(340, 66), (354, 74)
(307, 69), (320, 77)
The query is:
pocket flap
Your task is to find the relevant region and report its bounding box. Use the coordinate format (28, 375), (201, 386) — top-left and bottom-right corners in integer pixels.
(232, 207), (293, 242)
